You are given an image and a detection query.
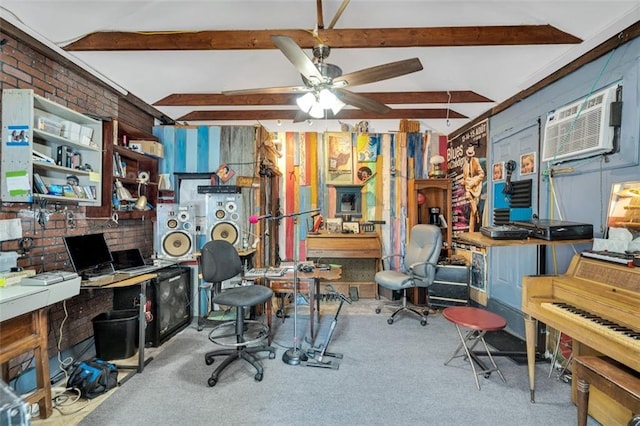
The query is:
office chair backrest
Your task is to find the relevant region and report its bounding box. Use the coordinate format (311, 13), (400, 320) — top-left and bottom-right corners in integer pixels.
(405, 224), (442, 284)
(200, 240), (243, 283)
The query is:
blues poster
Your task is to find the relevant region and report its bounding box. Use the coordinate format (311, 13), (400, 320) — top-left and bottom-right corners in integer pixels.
(447, 120), (488, 233)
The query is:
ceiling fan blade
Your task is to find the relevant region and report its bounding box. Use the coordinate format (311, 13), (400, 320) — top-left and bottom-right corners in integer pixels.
(293, 110), (310, 123)
(334, 88), (391, 114)
(334, 58), (423, 87)
(271, 35), (324, 82)
(222, 85), (311, 96)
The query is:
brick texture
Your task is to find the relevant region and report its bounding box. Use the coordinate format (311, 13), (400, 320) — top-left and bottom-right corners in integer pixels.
(1, 29), (159, 378)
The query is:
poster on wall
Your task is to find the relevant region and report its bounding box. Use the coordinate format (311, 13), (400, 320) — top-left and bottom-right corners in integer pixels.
(326, 132), (353, 184)
(447, 120), (488, 233)
(470, 251), (487, 291)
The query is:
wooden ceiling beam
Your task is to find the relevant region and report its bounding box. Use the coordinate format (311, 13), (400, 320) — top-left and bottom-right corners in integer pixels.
(155, 91), (492, 106)
(178, 108), (466, 121)
(65, 25), (581, 51)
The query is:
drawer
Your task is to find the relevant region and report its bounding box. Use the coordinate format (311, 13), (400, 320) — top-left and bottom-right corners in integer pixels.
(430, 264), (469, 307)
(434, 264), (469, 284)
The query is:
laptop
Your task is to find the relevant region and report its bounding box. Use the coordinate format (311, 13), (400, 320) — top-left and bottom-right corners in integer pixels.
(111, 248), (160, 276)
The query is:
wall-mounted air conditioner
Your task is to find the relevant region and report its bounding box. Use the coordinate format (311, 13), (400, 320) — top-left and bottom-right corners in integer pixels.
(542, 84), (619, 163)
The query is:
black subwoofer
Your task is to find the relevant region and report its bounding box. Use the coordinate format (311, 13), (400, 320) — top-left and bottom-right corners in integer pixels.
(113, 266), (191, 347)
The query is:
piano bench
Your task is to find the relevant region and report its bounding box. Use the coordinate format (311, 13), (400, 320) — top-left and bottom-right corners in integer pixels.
(575, 356), (640, 426)
(442, 306), (507, 390)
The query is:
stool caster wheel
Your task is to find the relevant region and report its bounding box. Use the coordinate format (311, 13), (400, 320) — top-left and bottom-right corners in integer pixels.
(420, 319), (427, 326)
(254, 373), (263, 382)
(208, 377), (217, 387)
(269, 352), (276, 359)
(205, 356), (214, 365)
(387, 318), (394, 325)
(375, 308), (381, 314)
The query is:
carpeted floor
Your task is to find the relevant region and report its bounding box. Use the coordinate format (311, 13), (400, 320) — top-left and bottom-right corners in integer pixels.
(72, 305), (590, 426)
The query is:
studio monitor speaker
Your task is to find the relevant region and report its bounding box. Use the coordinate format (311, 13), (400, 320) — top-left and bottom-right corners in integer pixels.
(155, 203), (196, 260)
(113, 266), (191, 347)
(205, 193), (243, 247)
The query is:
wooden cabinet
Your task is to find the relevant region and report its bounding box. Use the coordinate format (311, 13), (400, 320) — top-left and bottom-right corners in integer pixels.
(408, 178), (452, 258)
(306, 232), (381, 298)
(86, 120), (159, 219)
(1, 89), (102, 205)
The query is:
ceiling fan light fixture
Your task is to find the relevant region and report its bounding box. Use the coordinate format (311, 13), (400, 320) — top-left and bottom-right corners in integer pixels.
(308, 102), (325, 119)
(330, 97), (346, 115)
(296, 92), (316, 112)
(318, 88), (337, 109)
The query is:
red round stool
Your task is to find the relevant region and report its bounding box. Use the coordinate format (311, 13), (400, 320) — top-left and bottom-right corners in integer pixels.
(442, 306), (507, 390)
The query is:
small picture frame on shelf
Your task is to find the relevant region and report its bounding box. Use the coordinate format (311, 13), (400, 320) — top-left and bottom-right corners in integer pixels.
(342, 221), (360, 234)
(325, 218), (343, 234)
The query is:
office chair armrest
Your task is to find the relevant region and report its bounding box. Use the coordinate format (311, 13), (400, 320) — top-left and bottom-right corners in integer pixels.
(381, 253), (404, 270)
(407, 260), (438, 278)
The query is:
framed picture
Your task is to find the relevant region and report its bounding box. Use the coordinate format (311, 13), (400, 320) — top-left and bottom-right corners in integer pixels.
(470, 251), (486, 291)
(492, 161), (504, 181)
(342, 221), (360, 234)
(326, 132), (353, 184)
(520, 152), (536, 175)
(325, 217), (343, 234)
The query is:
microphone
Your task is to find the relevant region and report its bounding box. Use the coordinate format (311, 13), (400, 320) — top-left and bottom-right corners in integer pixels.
(249, 214), (272, 224)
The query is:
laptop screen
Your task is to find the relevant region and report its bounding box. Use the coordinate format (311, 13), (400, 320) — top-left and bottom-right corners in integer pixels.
(111, 248), (145, 269)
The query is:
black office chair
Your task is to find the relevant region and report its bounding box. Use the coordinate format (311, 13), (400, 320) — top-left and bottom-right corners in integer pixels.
(199, 240), (276, 386)
(374, 224), (442, 325)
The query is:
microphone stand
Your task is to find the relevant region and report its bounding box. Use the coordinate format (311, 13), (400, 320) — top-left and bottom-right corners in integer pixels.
(279, 208), (320, 366)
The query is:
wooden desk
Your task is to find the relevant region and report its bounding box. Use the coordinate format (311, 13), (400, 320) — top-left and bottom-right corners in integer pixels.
(81, 273), (157, 382)
(306, 232), (381, 298)
(266, 268), (342, 340)
(0, 309), (52, 419)
(575, 356), (640, 426)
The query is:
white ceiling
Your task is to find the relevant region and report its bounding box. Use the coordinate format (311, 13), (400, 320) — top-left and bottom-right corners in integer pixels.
(2, 1), (639, 135)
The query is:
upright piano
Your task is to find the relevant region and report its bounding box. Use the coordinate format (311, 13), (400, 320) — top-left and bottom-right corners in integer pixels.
(522, 254), (640, 423)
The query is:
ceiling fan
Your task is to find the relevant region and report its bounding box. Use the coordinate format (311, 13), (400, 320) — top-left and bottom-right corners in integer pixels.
(222, 35), (423, 120)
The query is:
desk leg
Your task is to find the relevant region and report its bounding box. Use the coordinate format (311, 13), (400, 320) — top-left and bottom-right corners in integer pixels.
(116, 280), (153, 385)
(137, 280), (147, 373)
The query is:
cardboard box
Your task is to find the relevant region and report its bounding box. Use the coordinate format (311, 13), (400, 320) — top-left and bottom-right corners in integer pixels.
(129, 140), (164, 158)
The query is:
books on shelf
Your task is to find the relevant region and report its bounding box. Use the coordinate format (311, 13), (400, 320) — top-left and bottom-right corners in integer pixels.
(33, 173), (48, 194)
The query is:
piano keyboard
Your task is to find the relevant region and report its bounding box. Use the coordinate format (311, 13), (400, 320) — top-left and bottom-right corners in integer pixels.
(541, 302), (640, 349)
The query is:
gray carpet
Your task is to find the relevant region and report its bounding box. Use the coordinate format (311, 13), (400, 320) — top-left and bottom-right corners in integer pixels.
(80, 311), (582, 426)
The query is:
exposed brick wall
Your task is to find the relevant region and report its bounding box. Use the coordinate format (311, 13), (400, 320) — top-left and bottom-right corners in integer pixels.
(1, 28), (158, 376)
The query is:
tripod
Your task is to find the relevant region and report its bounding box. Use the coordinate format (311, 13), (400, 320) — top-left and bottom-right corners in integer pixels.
(303, 287), (351, 369)
(279, 208), (320, 365)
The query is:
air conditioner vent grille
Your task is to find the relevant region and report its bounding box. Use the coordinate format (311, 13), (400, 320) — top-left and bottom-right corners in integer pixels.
(542, 84), (618, 162)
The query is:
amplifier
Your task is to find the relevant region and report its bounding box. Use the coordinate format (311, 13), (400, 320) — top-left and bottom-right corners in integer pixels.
(197, 185), (241, 194)
(480, 225), (530, 240)
(511, 219), (593, 241)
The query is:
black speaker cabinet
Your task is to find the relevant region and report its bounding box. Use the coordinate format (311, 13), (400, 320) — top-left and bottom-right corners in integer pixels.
(113, 266), (192, 347)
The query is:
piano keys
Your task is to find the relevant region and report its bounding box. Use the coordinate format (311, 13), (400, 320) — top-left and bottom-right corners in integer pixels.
(522, 253), (640, 423)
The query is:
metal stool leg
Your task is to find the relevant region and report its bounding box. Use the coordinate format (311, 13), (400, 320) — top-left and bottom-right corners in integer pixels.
(444, 325), (482, 390)
(445, 326), (506, 390)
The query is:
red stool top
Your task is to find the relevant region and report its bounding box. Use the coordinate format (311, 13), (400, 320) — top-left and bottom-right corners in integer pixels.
(442, 306), (507, 331)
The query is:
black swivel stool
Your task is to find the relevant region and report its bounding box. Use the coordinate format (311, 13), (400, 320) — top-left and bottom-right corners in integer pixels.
(206, 285), (276, 386)
(199, 240), (276, 387)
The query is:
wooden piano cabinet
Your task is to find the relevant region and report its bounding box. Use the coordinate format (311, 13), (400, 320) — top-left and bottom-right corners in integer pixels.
(0, 309), (52, 419)
(306, 232), (381, 298)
